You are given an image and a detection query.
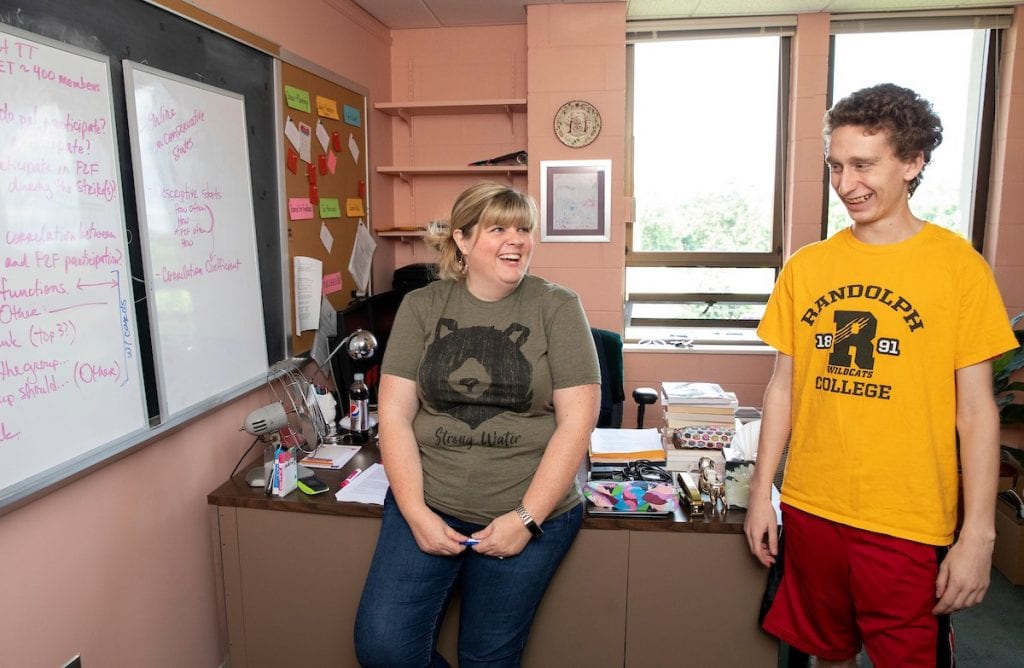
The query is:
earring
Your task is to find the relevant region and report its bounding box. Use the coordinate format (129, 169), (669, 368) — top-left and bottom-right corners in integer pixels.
(456, 248), (466, 270)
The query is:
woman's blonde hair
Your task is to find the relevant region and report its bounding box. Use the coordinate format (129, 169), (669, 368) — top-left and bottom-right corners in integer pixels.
(428, 182), (537, 281)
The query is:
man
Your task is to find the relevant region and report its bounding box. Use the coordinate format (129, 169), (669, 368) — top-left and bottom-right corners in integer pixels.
(744, 83), (1017, 667)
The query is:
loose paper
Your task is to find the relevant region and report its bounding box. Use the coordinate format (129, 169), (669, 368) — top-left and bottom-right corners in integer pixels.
(315, 119), (330, 152)
(319, 221), (334, 253)
(336, 462), (389, 504)
(297, 121), (312, 163)
(348, 133), (360, 164)
(293, 256), (323, 334)
(284, 116), (301, 152)
(310, 295), (338, 368)
(348, 220), (376, 293)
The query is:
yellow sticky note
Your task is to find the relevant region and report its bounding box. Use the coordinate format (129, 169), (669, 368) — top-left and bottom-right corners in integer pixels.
(316, 96), (340, 120)
(346, 198), (365, 217)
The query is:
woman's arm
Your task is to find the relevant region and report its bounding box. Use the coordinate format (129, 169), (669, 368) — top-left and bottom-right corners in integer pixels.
(471, 383), (600, 558)
(378, 373), (471, 555)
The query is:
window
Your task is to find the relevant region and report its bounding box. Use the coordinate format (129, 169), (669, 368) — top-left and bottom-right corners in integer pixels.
(826, 25), (1001, 245)
(626, 35), (788, 344)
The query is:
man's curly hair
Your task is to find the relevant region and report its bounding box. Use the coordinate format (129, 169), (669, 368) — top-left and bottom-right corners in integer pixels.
(823, 83), (943, 197)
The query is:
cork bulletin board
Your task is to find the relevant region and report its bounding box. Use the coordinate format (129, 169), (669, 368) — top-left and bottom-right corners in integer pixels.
(280, 56), (369, 355)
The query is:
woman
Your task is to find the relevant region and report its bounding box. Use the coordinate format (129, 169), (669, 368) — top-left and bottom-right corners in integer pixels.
(354, 183), (600, 667)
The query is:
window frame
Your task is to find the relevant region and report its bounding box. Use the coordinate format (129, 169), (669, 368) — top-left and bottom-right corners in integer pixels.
(821, 19), (1006, 249)
(624, 36), (789, 333)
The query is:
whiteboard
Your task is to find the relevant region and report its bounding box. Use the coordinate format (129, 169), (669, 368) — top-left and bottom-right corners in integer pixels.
(0, 25), (148, 492)
(124, 62), (268, 419)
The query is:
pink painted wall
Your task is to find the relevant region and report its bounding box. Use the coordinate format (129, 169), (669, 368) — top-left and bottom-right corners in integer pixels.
(4, 3), (1024, 666)
(0, 1), (392, 666)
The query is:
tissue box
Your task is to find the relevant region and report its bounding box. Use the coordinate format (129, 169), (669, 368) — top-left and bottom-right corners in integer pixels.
(724, 460), (756, 509)
(993, 495), (1024, 585)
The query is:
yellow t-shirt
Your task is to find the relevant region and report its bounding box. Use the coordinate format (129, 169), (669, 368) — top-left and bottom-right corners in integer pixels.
(758, 224), (1017, 545)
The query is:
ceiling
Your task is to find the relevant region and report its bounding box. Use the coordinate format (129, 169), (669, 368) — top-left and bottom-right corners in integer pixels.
(349, 0), (1015, 29)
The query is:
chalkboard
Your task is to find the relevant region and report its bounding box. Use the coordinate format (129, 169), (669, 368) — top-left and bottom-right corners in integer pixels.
(124, 62), (268, 419)
(0, 0), (284, 511)
(0, 24), (148, 492)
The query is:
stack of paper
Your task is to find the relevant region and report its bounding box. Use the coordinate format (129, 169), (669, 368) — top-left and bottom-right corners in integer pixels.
(589, 428), (666, 468)
(659, 381), (740, 478)
(335, 462), (389, 504)
(300, 444), (360, 470)
(661, 381), (739, 430)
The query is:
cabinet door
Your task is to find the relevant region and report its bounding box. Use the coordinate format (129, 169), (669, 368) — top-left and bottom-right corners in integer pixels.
(223, 508), (380, 667)
(625, 532), (778, 666)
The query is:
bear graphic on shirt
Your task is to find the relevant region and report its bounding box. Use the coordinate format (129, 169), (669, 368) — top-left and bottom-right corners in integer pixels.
(420, 318), (533, 429)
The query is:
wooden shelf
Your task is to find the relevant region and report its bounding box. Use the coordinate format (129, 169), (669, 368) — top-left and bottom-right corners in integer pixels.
(376, 227), (427, 240)
(377, 165), (527, 177)
(375, 98), (526, 119)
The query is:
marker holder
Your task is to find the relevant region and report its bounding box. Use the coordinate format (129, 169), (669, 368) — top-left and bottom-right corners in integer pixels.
(265, 444), (298, 497)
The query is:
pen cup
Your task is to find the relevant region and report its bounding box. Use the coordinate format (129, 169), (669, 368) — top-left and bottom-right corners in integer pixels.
(262, 442), (276, 486)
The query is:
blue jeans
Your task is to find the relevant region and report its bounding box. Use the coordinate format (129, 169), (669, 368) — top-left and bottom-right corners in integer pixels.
(354, 490), (583, 667)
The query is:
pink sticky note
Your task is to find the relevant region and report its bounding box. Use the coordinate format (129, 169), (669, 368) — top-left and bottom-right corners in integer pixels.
(322, 272), (343, 295)
(327, 150), (337, 175)
(289, 198), (314, 220)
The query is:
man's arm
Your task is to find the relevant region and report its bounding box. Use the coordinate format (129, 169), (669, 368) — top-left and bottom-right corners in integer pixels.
(744, 352), (793, 567)
(933, 359), (1001, 614)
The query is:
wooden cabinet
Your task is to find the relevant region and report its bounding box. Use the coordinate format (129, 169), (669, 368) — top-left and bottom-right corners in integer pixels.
(374, 98), (528, 234)
(209, 464), (779, 667)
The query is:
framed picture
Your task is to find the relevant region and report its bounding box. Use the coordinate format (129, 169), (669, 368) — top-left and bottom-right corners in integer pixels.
(540, 159), (611, 242)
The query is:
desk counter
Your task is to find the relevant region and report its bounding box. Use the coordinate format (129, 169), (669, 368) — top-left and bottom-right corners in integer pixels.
(208, 448), (777, 667)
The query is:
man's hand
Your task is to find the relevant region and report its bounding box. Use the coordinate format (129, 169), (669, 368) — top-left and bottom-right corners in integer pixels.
(744, 493), (779, 567)
(933, 532), (994, 614)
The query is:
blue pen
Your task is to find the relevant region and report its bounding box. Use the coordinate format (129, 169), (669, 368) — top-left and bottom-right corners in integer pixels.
(461, 538), (481, 546)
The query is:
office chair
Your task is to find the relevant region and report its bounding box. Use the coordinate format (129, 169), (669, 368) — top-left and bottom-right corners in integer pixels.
(591, 328), (658, 429)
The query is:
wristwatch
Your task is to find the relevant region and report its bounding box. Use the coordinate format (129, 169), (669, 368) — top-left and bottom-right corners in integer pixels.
(514, 503), (544, 537)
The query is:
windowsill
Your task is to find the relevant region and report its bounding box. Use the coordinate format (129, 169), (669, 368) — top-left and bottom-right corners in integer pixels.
(624, 342), (775, 355)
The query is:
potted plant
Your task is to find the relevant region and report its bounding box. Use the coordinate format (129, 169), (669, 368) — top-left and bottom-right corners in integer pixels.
(994, 312), (1024, 426)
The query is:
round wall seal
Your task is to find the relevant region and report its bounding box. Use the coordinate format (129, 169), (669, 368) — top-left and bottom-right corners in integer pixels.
(553, 100), (602, 148)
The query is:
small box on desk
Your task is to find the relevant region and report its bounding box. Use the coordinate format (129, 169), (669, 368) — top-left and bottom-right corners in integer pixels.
(993, 495), (1024, 585)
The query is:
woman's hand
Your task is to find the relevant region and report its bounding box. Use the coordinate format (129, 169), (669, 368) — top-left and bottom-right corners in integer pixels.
(406, 507), (471, 557)
(469, 512), (532, 559)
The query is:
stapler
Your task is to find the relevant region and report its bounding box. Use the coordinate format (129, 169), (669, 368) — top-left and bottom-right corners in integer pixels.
(676, 471), (704, 515)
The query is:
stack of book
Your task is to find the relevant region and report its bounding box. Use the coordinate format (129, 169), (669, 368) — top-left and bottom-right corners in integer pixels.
(660, 381), (739, 476)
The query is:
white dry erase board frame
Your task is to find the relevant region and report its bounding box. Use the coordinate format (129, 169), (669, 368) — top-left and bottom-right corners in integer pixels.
(0, 0), (287, 514)
(124, 61), (269, 420)
(0, 24), (149, 502)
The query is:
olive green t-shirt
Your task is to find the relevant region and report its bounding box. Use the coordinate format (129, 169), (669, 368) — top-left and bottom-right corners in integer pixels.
(382, 275), (601, 524)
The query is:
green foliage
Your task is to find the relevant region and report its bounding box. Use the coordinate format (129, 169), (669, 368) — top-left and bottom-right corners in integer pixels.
(635, 189), (771, 253)
(993, 313), (1024, 425)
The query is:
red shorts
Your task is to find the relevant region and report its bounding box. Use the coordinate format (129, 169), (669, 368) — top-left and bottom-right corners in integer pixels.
(761, 504), (954, 667)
